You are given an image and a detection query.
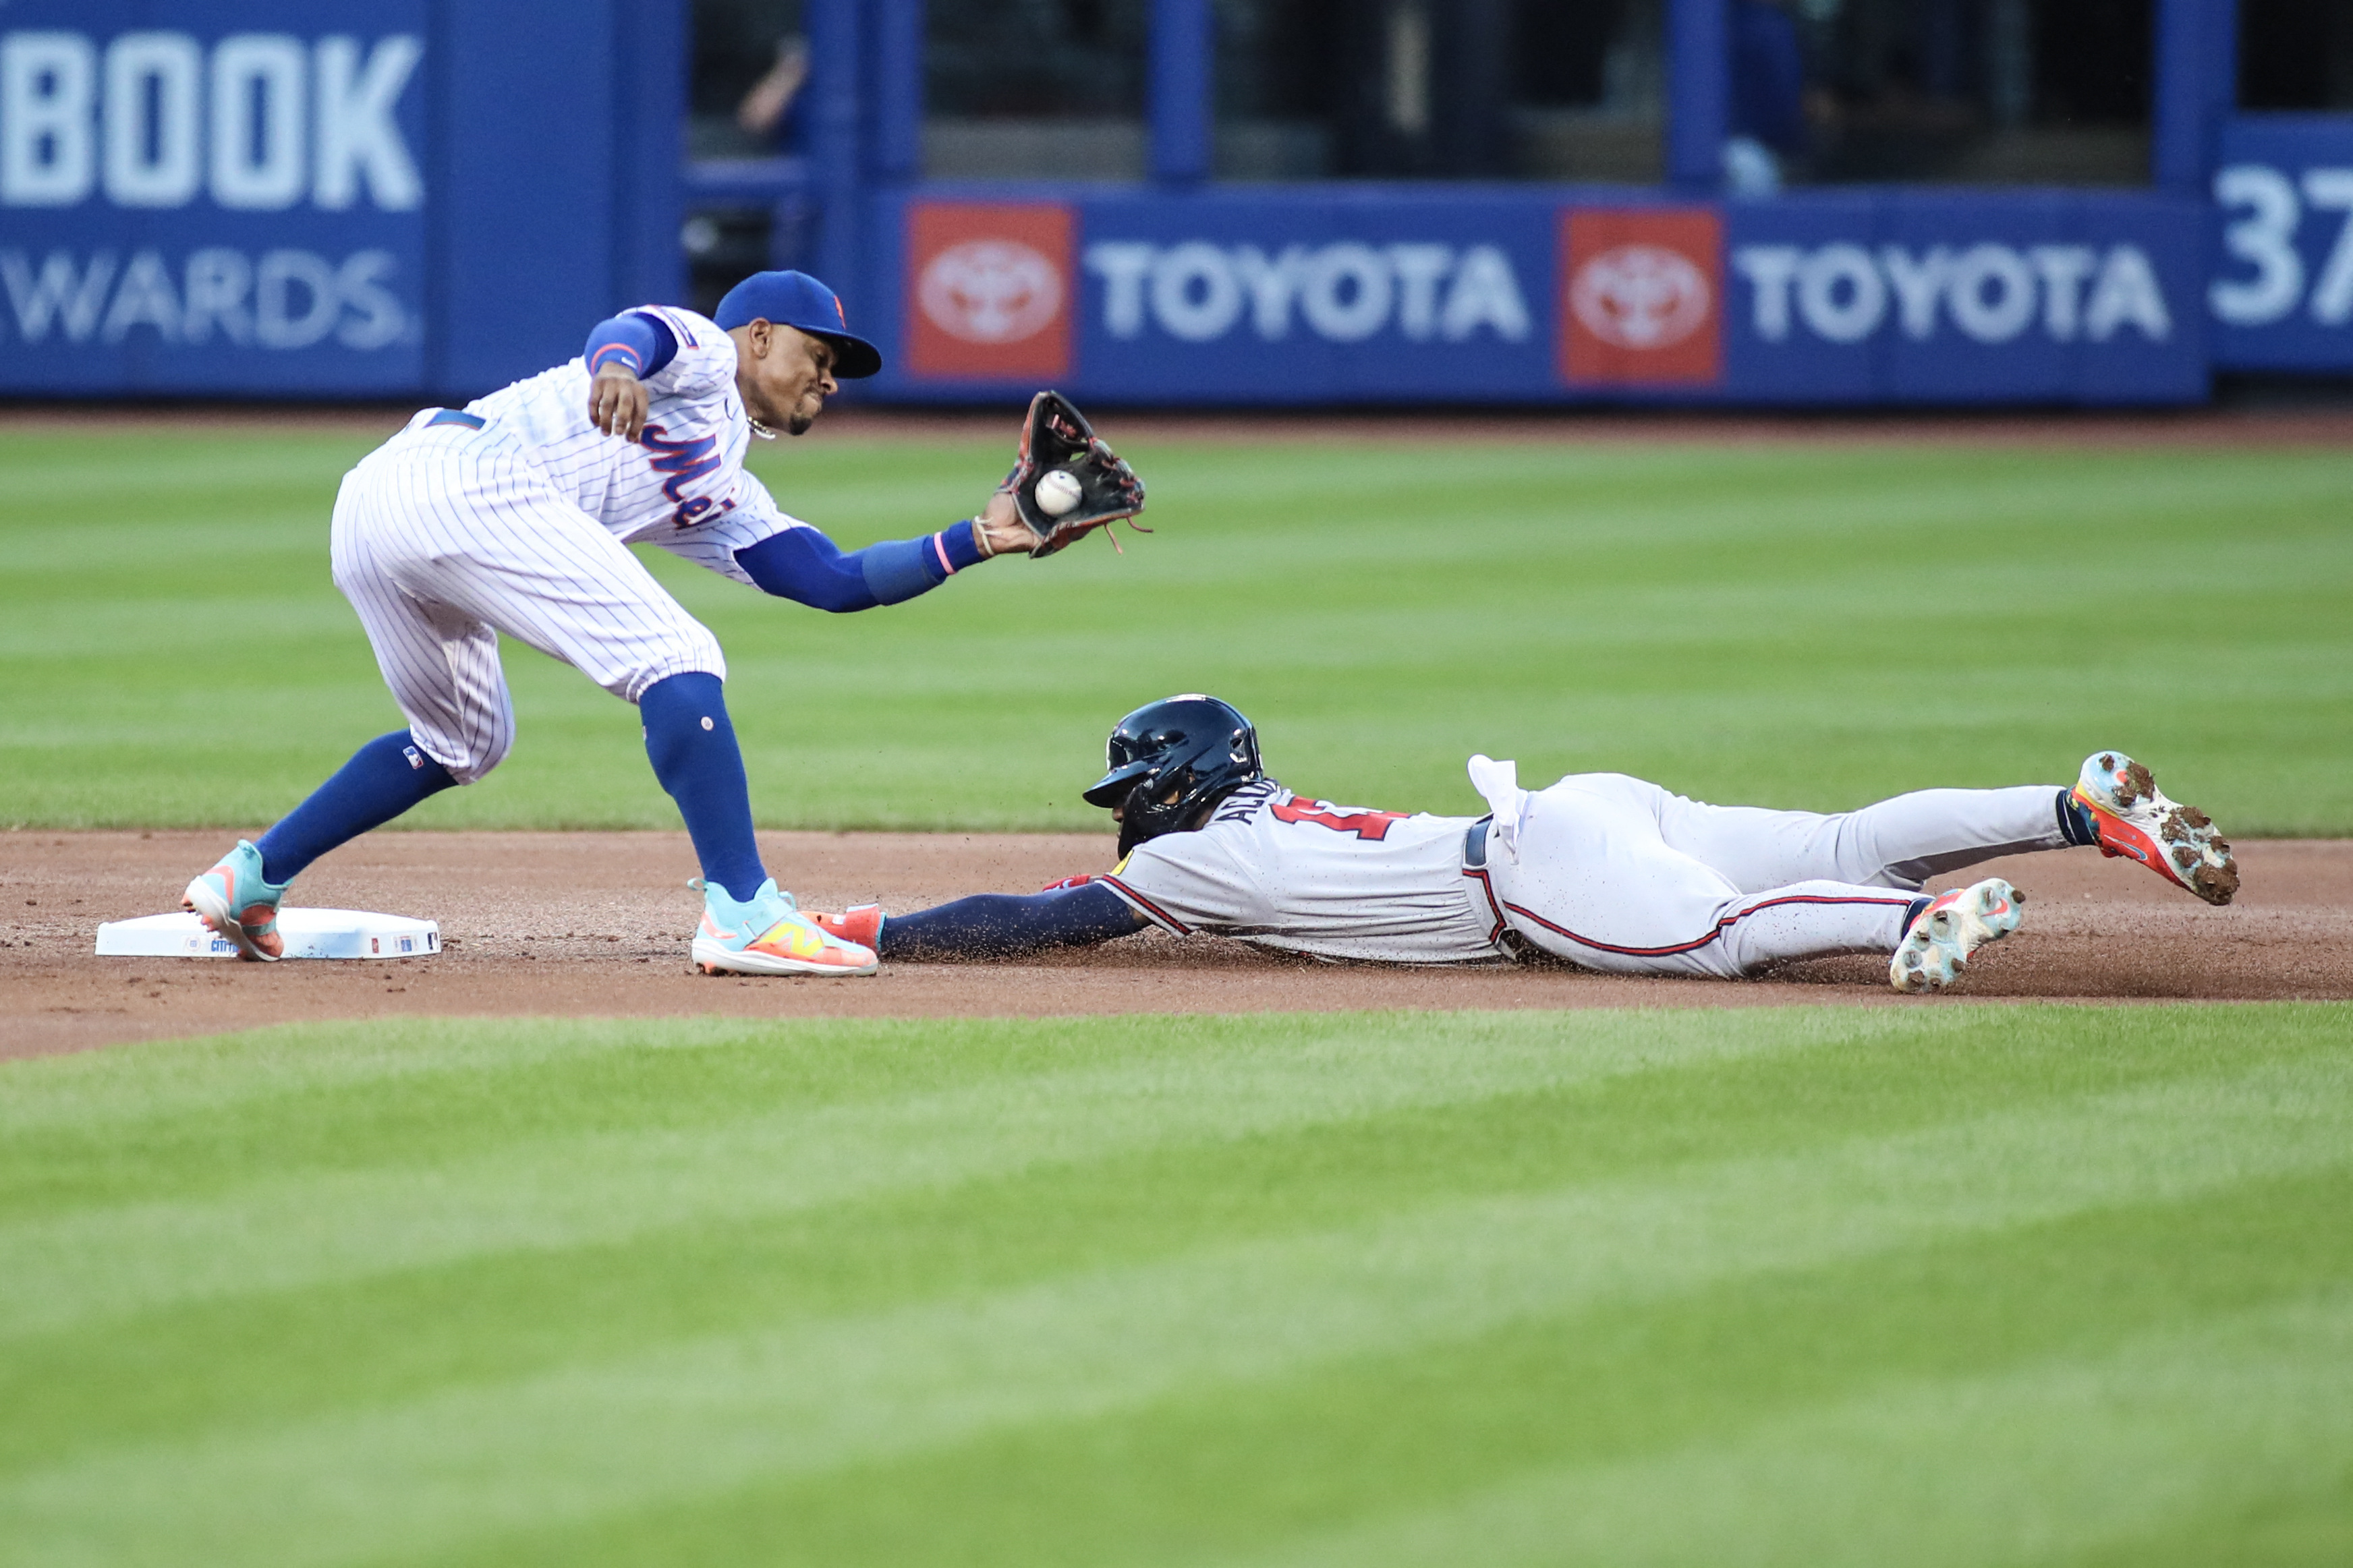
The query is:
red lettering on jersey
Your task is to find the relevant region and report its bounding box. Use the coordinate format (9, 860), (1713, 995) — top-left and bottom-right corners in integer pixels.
(1269, 798), (1403, 840)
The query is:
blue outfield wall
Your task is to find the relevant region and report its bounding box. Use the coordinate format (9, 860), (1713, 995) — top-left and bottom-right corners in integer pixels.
(864, 186), (2207, 407)
(0, 0), (2346, 405)
(2211, 114), (2353, 371)
(0, 0), (679, 400)
(0, 1), (430, 394)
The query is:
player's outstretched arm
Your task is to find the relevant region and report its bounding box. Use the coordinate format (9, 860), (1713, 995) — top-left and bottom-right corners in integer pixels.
(730, 494), (1030, 613)
(862, 882), (1150, 960)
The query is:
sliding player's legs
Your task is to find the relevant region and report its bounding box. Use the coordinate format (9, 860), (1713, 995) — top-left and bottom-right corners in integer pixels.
(1488, 774), (1923, 979)
(1647, 780), (2080, 894)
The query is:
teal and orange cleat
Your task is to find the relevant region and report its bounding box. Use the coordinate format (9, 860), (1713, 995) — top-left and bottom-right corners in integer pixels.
(690, 878), (878, 977)
(181, 840), (289, 962)
(2071, 751), (2239, 906)
(1890, 877), (2024, 993)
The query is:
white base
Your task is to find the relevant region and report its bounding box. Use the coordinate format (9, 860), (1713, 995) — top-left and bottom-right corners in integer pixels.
(95, 908), (441, 960)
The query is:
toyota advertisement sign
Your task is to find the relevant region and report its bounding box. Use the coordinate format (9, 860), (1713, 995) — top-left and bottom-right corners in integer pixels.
(0, 0), (2243, 408)
(905, 202), (1072, 380)
(1562, 209), (1723, 384)
(870, 187), (2206, 405)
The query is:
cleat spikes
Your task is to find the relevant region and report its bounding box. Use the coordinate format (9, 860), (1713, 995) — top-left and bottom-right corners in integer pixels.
(1889, 877), (2026, 993)
(2071, 751), (2240, 907)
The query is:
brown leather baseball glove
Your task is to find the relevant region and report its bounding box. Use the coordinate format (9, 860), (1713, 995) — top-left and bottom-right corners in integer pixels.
(1002, 391), (1148, 557)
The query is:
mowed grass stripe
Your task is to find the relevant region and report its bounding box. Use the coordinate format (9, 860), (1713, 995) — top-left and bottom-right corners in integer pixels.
(0, 1017), (704, 1136)
(9, 1007), (2313, 1472)
(502, 1171), (2344, 1568)
(1239, 1291), (2353, 1568)
(4, 1006), (1854, 1182)
(0, 1005), (2311, 1343)
(0, 1010), (1835, 1338)
(4, 1051), (2343, 1568)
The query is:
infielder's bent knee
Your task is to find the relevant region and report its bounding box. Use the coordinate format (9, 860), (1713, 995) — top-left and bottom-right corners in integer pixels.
(412, 712), (515, 786)
(619, 641), (729, 705)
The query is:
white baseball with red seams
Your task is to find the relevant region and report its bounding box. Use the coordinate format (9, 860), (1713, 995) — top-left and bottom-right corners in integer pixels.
(1034, 469), (1084, 517)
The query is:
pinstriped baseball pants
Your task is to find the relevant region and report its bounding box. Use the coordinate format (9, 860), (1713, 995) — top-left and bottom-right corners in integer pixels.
(329, 420), (725, 784)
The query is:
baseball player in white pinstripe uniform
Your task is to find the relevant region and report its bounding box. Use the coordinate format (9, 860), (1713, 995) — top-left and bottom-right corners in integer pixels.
(183, 270), (1039, 977)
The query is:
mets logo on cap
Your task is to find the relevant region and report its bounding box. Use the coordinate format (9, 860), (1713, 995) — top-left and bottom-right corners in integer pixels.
(905, 202), (1074, 380)
(1558, 208), (1724, 385)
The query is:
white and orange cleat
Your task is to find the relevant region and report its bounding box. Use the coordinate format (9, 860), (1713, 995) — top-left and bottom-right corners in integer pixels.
(2071, 751), (2239, 906)
(1890, 877), (2025, 993)
(690, 879), (877, 976)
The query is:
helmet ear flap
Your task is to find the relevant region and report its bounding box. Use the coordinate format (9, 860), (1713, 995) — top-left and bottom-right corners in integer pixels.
(1116, 775), (1164, 858)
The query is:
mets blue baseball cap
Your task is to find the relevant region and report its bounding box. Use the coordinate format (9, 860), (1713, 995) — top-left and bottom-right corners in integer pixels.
(713, 270), (882, 378)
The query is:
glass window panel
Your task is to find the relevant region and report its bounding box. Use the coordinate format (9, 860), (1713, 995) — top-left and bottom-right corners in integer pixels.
(691, 0), (807, 158)
(926, 0), (1151, 179)
(1212, 0), (1664, 182)
(2240, 0), (2353, 109)
(1788, 0), (2151, 187)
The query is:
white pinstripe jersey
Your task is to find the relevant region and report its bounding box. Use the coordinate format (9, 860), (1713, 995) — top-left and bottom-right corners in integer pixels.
(1098, 780), (1500, 964)
(461, 305), (801, 584)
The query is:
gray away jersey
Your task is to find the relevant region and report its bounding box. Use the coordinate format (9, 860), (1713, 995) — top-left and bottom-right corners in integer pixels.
(1098, 780), (1501, 964)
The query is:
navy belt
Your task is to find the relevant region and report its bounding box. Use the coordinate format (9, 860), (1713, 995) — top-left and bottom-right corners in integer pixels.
(1463, 815), (1540, 962)
(426, 409), (484, 430)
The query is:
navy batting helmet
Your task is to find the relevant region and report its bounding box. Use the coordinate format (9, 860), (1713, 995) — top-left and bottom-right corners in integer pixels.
(1083, 695), (1263, 856)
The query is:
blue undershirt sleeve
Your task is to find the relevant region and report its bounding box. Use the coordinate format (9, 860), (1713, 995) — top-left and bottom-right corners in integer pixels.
(582, 310), (679, 378)
(857, 537), (937, 604)
(876, 881), (1149, 960)
(733, 520), (993, 613)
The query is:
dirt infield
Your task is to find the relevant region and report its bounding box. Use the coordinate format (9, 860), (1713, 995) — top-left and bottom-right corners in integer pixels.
(3, 831), (2347, 1060)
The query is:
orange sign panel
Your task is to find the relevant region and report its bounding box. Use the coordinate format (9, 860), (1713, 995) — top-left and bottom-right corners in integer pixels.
(905, 202), (1075, 380)
(1559, 209), (1724, 384)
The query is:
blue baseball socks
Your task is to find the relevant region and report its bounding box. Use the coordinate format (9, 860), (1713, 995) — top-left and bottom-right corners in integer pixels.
(252, 676), (766, 901)
(639, 672), (770, 904)
(254, 732), (457, 885)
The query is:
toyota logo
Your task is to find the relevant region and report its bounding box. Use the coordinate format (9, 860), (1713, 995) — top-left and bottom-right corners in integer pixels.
(917, 239), (1064, 344)
(1569, 243), (1711, 351)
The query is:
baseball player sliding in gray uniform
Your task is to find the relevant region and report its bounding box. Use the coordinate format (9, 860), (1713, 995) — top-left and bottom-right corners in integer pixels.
(808, 695), (2240, 992)
(181, 270), (1048, 977)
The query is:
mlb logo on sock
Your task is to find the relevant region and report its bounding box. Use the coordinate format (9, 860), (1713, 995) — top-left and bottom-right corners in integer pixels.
(403, 745), (424, 770)
(1558, 209), (1725, 386)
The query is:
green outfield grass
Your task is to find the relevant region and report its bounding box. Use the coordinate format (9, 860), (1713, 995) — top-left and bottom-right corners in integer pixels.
(2, 1004), (2348, 1567)
(2, 425), (2349, 834)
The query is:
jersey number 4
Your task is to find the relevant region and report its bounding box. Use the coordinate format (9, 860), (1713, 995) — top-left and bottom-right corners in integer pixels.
(1270, 798), (1404, 841)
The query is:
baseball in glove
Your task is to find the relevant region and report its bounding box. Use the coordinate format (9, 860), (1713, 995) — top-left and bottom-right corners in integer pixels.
(1002, 391), (1147, 557)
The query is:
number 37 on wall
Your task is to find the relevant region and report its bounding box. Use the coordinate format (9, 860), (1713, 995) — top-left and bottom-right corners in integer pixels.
(2212, 164), (2353, 328)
